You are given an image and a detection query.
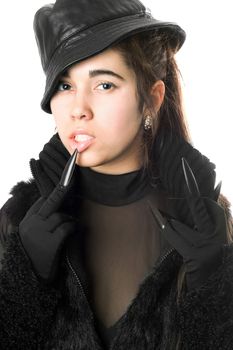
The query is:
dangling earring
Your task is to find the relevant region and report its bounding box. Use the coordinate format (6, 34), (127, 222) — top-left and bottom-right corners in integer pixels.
(143, 115), (152, 131)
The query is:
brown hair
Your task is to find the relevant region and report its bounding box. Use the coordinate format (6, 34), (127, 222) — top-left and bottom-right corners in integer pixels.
(112, 30), (190, 177)
(112, 32), (188, 347)
(112, 32), (233, 348)
(113, 31), (233, 238)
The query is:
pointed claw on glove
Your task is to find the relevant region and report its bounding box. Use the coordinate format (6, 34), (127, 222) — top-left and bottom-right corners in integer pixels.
(60, 148), (78, 188)
(182, 157), (200, 197)
(213, 181), (222, 201)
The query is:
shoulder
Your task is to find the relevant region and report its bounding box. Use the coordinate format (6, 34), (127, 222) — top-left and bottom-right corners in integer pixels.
(0, 179), (40, 246)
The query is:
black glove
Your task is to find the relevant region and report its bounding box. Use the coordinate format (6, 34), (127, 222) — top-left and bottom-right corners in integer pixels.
(149, 158), (228, 290)
(19, 149), (78, 283)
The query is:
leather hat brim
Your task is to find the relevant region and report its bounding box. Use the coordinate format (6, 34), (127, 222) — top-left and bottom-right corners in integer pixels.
(41, 15), (186, 113)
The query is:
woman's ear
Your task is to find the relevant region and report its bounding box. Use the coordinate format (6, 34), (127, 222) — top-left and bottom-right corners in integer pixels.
(150, 80), (165, 113)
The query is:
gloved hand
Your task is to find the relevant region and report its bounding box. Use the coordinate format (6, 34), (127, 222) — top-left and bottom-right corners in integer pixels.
(19, 149), (79, 283)
(149, 158), (228, 290)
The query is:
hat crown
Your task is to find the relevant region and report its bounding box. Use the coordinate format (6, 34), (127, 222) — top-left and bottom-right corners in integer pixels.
(34, 0), (148, 71)
(33, 0), (185, 113)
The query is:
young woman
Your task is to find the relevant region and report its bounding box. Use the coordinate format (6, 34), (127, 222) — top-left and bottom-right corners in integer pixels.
(0, 0), (232, 349)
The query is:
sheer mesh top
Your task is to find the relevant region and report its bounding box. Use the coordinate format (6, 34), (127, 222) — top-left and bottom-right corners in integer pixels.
(78, 167), (173, 348)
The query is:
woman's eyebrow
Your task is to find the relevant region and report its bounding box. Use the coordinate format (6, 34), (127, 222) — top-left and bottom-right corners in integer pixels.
(89, 69), (125, 81)
(60, 70), (69, 79)
(60, 69), (125, 81)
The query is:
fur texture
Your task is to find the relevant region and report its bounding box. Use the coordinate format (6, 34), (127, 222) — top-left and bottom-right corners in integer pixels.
(0, 179), (233, 349)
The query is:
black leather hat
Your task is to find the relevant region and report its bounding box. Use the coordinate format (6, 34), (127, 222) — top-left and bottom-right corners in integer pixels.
(34, 0), (186, 114)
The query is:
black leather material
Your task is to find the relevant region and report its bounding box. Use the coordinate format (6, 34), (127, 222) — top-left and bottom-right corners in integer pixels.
(33, 0), (186, 113)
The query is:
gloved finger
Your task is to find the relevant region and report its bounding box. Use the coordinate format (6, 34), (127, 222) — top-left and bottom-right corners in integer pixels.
(187, 196), (214, 234)
(45, 212), (77, 232)
(182, 157), (213, 233)
(148, 203), (200, 250)
(38, 185), (68, 219)
(161, 219), (192, 256)
(202, 198), (228, 245)
(38, 149), (78, 218)
(168, 218), (210, 247)
(53, 221), (78, 240)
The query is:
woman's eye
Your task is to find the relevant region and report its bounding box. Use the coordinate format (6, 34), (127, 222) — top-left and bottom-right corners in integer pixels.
(56, 82), (72, 91)
(97, 82), (115, 90)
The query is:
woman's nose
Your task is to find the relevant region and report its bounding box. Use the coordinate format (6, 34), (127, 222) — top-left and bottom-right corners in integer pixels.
(70, 93), (93, 120)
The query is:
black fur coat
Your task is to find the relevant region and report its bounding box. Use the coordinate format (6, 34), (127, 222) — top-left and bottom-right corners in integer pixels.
(0, 163), (233, 349)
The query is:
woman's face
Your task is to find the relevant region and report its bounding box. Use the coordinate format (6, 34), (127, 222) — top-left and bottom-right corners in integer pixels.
(50, 48), (144, 174)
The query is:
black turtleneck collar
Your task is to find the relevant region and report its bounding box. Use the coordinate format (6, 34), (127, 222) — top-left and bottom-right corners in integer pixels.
(29, 133), (157, 206)
(78, 167), (153, 206)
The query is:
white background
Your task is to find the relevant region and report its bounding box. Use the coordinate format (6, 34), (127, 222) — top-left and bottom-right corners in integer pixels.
(0, 0), (232, 208)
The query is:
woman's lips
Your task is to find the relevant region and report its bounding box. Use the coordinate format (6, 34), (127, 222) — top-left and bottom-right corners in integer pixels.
(69, 134), (95, 152)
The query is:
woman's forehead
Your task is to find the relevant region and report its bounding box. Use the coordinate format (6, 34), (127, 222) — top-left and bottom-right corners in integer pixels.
(60, 48), (133, 79)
